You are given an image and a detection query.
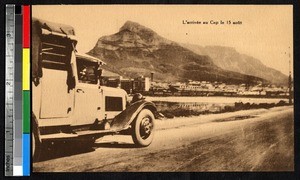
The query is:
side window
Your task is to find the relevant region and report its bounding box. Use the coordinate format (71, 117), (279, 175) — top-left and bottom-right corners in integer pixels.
(76, 58), (98, 84)
(105, 96), (123, 111)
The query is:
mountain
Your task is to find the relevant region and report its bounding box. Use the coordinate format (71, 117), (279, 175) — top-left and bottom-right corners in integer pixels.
(88, 21), (266, 84)
(182, 44), (288, 85)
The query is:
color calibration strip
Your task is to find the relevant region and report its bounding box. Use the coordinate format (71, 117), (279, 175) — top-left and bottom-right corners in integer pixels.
(22, 5), (31, 176)
(5, 5), (16, 176)
(5, 4), (26, 176)
(5, 4), (31, 176)
(13, 5), (23, 176)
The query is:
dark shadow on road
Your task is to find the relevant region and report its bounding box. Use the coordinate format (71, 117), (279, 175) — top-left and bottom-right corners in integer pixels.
(35, 141), (96, 162)
(94, 142), (137, 149)
(35, 140), (138, 162)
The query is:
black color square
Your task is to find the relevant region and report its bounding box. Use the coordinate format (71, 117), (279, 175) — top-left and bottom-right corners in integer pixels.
(15, 5), (22, 14)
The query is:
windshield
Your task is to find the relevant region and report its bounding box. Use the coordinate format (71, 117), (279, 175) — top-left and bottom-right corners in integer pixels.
(76, 58), (99, 84)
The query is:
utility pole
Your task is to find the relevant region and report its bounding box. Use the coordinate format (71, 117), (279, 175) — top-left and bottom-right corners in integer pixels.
(288, 46), (293, 105)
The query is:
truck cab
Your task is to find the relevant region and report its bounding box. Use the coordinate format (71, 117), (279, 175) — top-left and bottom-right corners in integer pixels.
(32, 18), (157, 161)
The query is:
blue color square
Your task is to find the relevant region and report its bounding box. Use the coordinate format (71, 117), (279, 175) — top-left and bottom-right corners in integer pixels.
(22, 134), (30, 176)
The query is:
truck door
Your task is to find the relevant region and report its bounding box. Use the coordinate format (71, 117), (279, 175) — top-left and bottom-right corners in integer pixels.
(39, 38), (75, 119)
(72, 58), (102, 125)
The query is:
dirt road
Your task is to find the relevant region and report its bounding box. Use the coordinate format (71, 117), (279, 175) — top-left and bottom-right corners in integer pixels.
(33, 106), (294, 172)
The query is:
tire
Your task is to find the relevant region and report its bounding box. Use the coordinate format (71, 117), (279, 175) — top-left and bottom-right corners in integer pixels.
(132, 109), (155, 147)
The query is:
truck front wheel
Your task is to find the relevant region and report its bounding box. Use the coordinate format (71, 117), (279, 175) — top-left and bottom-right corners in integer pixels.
(132, 109), (155, 147)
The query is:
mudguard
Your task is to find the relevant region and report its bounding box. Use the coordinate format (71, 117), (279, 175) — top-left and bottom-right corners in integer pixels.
(110, 100), (157, 131)
(32, 113), (42, 143)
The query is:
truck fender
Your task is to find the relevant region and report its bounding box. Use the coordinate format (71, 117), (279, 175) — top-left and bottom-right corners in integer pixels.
(32, 113), (42, 143)
(110, 100), (157, 131)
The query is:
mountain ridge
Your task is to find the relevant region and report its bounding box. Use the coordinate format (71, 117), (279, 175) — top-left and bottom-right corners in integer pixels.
(88, 21), (268, 84)
(182, 44), (288, 85)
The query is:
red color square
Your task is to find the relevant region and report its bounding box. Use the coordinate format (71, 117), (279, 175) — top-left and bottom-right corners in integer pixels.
(23, 5), (30, 48)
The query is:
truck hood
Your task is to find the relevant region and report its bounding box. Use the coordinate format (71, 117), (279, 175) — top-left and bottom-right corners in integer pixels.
(101, 86), (127, 96)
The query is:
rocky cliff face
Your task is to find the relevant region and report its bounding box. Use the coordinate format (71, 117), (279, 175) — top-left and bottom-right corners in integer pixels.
(88, 21), (265, 84)
(182, 44), (288, 85)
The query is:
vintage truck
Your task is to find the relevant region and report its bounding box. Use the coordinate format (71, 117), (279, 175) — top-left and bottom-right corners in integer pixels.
(32, 18), (157, 161)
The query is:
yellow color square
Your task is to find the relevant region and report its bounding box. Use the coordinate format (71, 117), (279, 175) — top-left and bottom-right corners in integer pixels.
(22, 48), (30, 90)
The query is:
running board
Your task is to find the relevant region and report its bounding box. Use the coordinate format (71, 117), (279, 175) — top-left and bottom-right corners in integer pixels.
(40, 126), (130, 141)
(40, 133), (78, 140)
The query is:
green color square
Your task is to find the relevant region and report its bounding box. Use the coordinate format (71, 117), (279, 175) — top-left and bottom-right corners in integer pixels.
(23, 91), (30, 133)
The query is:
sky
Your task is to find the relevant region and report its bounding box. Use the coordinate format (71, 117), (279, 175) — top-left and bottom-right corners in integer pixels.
(32, 5), (293, 76)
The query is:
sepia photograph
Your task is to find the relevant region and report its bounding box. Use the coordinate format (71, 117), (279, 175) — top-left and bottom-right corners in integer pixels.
(31, 5), (294, 172)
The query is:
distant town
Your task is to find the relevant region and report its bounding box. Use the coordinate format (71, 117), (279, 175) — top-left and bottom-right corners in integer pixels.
(101, 70), (293, 98)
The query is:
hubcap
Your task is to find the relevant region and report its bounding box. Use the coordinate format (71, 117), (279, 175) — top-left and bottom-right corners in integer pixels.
(140, 117), (153, 139)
